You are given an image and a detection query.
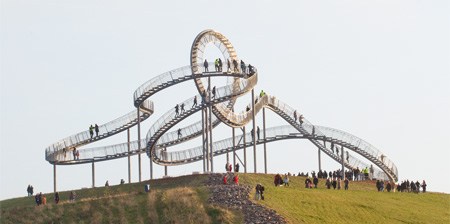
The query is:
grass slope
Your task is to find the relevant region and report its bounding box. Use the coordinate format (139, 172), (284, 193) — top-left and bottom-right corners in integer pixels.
(1, 173), (449, 223)
(238, 173), (450, 224)
(0, 174), (243, 224)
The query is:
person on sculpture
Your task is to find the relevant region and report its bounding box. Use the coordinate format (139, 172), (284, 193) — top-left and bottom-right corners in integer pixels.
(204, 59), (209, 72)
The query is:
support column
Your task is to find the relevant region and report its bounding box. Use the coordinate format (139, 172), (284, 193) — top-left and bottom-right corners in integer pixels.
(243, 126), (247, 173)
(53, 164), (56, 193)
(341, 146), (345, 179)
(127, 129), (131, 183)
(137, 108), (142, 182)
(208, 77), (214, 172)
(318, 148), (322, 172)
(263, 108), (267, 174)
(251, 89), (257, 173)
(150, 154), (153, 180)
(232, 127), (236, 170)
(202, 108), (206, 173)
(205, 108), (210, 172)
(92, 162), (95, 188)
(164, 148), (168, 176)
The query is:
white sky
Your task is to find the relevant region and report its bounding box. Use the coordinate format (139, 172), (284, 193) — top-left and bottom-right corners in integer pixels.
(1, 0), (449, 200)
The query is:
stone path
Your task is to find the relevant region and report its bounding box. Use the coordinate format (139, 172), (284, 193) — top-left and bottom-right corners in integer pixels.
(206, 173), (287, 224)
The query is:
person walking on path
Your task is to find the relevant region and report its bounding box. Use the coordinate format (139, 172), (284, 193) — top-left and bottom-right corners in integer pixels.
(293, 110), (297, 122)
(201, 90), (206, 104)
(204, 59), (209, 72)
(240, 60), (246, 73)
(299, 115), (304, 125)
(192, 96), (198, 108)
(212, 86), (216, 99)
(180, 103), (185, 114)
(178, 128), (182, 139)
(175, 104), (179, 117)
(215, 59), (219, 72)
(89, 125), (94, 139)
(94, 124), (99, 137)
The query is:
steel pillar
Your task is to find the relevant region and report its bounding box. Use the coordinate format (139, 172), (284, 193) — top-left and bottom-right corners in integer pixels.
(150, 156), (153, 180)
(263, 107), (267, 174)
(232, 127), (236, 170)
(243, 126), (247, 173)
(205, 108), (210, 172)
(202, 109), (206, 173)
(251, 89), (257, 173)
(318, 148), (322, 172)
(164, 148), (168, 176)
(92, 162), (95, 188)
(127, 129), (131, 183)
(137, 108), (142, 182)
(53, 164), (56, 193)
(341, 147), (345, 179)
(208, 76), (214, 172)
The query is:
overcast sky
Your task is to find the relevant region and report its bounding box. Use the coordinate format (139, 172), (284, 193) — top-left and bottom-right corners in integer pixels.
(1, 0), (449, 200)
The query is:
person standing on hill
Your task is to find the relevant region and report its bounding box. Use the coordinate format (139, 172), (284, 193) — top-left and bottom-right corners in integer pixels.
(422, 180), (427, 193)
(337, 178), (341, 190)
(284, 174), (290, 187)
(235, 163), (240, 172)
(27, 185), (31, 196)
(326, 178), (332, 189)
(313, 176), (319, 188)
(223, 175), (227, 185)
(70, 191), (76, 202)
(255, 184), (261, 200)
(95, 124), (99, 137)
(386, 182), (392, 192)
(259, 184), (265, 200)
(344, 178), (349, 190)
(332, 179), (337, 189)
(54, 192), (60, 204)
(233, 175), (239, 185)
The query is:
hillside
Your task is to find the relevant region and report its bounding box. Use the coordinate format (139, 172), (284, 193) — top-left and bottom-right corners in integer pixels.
(1, 173), (449, 223)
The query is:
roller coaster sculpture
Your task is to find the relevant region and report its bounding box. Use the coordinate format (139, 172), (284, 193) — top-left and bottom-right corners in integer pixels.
(45, 30), (398, 190)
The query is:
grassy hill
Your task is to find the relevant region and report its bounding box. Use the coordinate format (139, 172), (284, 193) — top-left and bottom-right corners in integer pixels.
(1, 173), (449, 223)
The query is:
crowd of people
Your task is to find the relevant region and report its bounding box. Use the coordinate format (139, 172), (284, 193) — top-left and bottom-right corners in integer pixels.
(269, 170), (428, 195)
(203, 58), (256, 76)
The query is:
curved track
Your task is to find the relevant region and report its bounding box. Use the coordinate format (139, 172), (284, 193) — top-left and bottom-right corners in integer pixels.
(45, 30), (398, 182)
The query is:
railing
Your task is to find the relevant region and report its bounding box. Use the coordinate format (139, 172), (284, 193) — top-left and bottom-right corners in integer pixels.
(146, 74), (258, 153)
(153, 125), (391, 181)
(45, 102), (153, 162)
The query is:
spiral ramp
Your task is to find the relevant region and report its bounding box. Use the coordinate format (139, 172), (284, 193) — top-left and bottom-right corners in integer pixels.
(45, 30), (398, 182)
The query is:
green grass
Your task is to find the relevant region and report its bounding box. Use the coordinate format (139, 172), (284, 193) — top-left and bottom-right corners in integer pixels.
(238, 173), (450, 223)
(0, 174), (243, 224)
(1, 173), (449, 223)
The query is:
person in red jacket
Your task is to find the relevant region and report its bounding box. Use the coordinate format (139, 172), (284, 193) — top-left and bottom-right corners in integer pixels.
(233, 175), (239, 185)
(223, 175), (227, 184)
